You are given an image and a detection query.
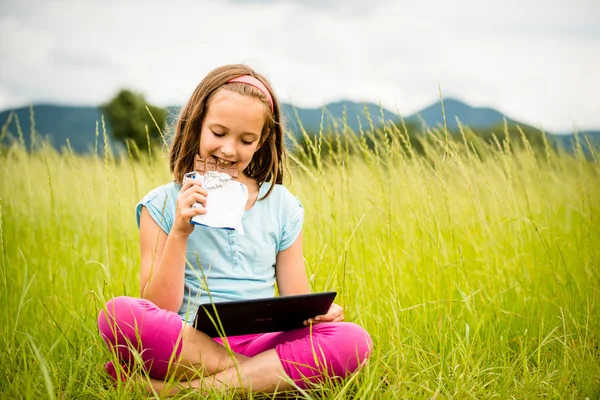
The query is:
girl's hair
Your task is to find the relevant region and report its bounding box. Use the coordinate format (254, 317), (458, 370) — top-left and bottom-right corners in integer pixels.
(169, 64), (285, 200)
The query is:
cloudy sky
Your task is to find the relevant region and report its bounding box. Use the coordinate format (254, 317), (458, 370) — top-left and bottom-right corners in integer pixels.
(1, 0), (598, 132)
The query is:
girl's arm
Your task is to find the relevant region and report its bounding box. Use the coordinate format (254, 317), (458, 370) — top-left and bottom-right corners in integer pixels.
(276, 231), (345, 324)
(139, 207), (189, 312)
(275, 232), (311, 295)
(139, 178), (208, 312)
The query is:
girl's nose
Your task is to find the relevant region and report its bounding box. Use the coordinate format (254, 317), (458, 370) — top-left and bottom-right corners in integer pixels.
(221, 144), (236, 157)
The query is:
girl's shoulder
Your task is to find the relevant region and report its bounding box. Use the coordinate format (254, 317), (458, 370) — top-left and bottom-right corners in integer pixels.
(139, 181), (179, 203)
(259, 182), (303, 209)
(257, 183), (304, 251)
(136, 181), (179, 231)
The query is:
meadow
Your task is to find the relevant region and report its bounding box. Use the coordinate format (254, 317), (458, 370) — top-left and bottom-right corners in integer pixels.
(0, 116), (599, 399)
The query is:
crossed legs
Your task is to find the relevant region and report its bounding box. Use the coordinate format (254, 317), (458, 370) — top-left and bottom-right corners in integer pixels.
(98, 297), (293, 395)
(98, 296), (372, 396)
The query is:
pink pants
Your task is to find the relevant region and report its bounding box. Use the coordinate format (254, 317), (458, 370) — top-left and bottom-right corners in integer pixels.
(98, 296), (372, 389)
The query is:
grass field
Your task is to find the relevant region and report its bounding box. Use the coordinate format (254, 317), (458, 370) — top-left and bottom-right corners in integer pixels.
(1, 120), (599, 399)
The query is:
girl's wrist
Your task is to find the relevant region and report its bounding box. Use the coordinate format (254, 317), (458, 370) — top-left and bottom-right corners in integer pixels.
(169, 225), (191, 240)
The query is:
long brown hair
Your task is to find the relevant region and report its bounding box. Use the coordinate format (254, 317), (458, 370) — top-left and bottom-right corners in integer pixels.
(169, 64), (285, 199)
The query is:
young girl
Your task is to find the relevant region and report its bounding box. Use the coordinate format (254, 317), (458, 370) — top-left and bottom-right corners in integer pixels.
(97, 64), (372, 395)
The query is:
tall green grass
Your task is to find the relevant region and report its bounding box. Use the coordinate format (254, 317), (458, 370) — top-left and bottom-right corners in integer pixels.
(1, 117), (599, 399)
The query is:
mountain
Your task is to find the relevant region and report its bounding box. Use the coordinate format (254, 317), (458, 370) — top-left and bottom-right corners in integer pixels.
(281, 100), (399, 136)
(0, 105), (113, 154)
(1, 99), (598, 153)
(552, 130), (600, 152)
(403, 98), (517, 130)
(280, 98), (515, 135)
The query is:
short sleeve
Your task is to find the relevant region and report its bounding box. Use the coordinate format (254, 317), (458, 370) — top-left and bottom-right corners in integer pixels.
(135, 184), (177, 234)
(279, 191), (304, 252)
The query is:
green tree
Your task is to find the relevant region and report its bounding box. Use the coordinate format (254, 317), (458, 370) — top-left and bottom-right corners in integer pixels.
(101, 89), (166, 152)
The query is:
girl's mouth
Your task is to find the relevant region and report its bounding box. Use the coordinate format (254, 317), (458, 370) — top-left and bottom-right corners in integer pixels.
(212, 156), (237, 168)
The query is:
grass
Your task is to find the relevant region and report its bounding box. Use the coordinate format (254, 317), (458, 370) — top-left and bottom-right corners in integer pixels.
(0, 117), (599, 399)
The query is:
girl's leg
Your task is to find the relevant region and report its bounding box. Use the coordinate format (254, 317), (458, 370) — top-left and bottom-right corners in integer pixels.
(140, 349), (290, 397)
(243, 322), (373, 388)
(97, 296), (249, 380)
(143, 322), (373, 395)
(178, 322), (251, 378)
(98, 297), (372, 392)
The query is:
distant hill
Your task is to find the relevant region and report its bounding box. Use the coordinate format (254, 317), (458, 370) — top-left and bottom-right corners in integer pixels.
(403, 98), (518, 130)
(281, 100), (400, 135)
(552, 130), (600, 153)
(1, 99), (598, 153)
(280, 98), (516, 135)
(0, 105), (114, 154)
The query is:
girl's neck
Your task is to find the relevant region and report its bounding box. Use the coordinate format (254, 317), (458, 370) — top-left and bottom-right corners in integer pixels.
(237, 172), (258, 190)
(238, 173), (260, 211)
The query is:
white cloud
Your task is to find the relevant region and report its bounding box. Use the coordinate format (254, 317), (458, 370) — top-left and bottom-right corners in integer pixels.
(0, 0), (598, 131)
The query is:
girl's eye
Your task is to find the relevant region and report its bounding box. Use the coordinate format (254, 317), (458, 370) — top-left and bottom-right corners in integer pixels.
(212, 131), (225, 137)
(241, 140), (255, 145)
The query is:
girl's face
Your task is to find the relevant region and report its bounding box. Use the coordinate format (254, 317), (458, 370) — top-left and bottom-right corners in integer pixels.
(199, 89), (266, 179)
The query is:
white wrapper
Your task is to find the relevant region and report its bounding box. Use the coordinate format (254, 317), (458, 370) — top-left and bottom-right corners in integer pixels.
(184, 172), (248, 234)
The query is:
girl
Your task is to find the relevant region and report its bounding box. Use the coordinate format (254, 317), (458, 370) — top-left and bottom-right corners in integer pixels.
(97, 64), (372, 396)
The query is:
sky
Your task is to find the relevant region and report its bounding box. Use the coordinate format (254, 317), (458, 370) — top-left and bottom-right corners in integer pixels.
(0, 0), (599, 132)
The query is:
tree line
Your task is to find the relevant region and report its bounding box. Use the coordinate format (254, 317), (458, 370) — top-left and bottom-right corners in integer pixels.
(102, 89), (555, 160)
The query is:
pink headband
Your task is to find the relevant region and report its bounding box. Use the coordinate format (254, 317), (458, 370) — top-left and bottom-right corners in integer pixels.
(227, 75), (274, 113)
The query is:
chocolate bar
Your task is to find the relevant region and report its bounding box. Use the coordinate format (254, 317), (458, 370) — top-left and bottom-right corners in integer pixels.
(194, 155), (239, 179)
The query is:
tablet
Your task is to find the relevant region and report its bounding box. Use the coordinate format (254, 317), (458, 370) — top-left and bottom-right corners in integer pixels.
(193, 292), (337, 337)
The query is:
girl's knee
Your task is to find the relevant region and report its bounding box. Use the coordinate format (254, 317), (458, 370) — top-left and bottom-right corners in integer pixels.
(97, 296), (184, 378)
(97, 296), (162, 350)
(98, 296), (140, 340)
(278, 322), (372, 387)
(328, 322), (372, 369)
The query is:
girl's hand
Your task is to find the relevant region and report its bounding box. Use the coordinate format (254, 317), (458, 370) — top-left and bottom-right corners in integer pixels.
(303, 303), (344, 326)
(172, 178), (208, 237)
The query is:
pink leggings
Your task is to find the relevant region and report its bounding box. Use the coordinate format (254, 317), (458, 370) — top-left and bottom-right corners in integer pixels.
(98, 296), (372, 389)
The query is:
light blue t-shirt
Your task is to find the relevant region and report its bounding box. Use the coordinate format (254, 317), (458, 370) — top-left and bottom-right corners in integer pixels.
(136, 181), (304, 324)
